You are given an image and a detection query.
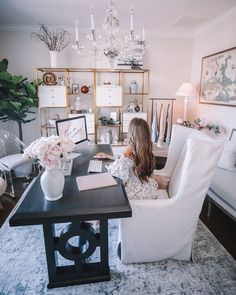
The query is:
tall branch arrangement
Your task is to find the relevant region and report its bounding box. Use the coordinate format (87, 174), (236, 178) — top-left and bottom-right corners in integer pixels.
(31, 24), (70, 51)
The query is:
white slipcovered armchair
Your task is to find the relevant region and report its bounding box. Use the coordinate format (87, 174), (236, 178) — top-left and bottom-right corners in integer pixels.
(119, 125), (223, 264)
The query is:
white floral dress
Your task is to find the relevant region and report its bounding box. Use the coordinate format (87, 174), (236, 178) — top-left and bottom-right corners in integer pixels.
(107, 155), (159, 200)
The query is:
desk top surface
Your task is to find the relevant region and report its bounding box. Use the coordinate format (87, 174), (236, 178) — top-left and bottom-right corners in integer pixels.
(10, 143), (132, 226)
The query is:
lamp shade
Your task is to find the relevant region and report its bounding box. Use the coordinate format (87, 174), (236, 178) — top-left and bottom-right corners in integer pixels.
(175, 82), (198, 97)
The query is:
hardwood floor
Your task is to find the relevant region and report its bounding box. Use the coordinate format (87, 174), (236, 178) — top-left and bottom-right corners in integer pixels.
(0, 178), (235, 260)
(0, 180), (30, 226)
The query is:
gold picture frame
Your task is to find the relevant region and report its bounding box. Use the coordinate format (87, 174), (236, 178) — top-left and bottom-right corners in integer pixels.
(199, 47), (236, 107)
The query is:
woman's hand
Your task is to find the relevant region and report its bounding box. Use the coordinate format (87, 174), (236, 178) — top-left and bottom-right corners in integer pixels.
(94, 153), (113, 160)
(123, 145), (133, 158)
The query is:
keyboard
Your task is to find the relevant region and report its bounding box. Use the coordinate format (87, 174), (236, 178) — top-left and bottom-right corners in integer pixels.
(88, 160), (103, 173)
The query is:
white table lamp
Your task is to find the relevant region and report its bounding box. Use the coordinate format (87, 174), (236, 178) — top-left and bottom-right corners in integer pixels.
(175, 82), (198, 121)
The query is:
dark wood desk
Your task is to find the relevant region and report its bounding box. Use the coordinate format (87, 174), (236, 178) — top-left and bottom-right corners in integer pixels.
(9, 144), (132, 288)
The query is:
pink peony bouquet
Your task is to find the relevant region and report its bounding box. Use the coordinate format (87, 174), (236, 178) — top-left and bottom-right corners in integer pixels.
(23, 135), (76, 169)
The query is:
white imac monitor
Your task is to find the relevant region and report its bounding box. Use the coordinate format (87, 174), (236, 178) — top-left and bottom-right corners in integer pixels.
(56, 115), (88, 145)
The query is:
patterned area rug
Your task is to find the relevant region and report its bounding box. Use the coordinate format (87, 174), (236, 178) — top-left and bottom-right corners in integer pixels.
(0, 216), (235, 295)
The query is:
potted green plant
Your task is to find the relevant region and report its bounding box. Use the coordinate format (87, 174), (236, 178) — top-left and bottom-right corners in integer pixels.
(0, 59), (38, 142)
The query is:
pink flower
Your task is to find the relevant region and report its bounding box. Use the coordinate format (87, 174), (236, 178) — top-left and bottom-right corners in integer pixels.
(23, 135), (76, 169)
(48, 144), (62, 156)
(41, 153), (59, 169)
(176, 118), (183, 125)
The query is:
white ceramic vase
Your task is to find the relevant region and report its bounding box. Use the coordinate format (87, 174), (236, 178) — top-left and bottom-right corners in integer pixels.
(49, 51), (59, 68)
(40, 167), (65, 201)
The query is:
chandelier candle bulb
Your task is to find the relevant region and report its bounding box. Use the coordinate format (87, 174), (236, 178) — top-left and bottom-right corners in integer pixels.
(125, 34), (128, 45)
(90, 5), (95, 30)
(75, 20), (79, 42)
(142, 24), (145, 41)
(130, 6), (134, 31)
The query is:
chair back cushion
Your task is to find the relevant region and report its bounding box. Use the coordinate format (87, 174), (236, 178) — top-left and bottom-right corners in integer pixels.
(160, 125), (193, 179)
(168, 138), (223, 200)
(162, 125), (219, 180)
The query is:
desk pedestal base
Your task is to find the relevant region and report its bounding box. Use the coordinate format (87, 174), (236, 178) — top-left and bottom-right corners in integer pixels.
(43, 219), (110, 288)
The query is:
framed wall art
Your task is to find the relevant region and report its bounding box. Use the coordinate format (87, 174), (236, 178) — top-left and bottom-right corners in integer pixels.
(199, 47), (236, 107)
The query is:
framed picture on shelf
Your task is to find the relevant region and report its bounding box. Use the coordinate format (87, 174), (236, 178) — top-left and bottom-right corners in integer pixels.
(72, 84), (79, 94)
(199, 47), (236, 107)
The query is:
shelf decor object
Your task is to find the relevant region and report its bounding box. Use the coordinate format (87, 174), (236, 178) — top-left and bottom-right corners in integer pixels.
(129, 80), (138, 94)
(72, 0), (148, 69)
(42, 72), (57, 85)
(199, 47), (236, 107)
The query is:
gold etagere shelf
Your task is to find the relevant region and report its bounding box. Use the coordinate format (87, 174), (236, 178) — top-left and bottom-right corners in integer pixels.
(35, 67), (149, 145)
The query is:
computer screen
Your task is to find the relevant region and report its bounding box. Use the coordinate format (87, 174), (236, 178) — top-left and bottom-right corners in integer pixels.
(56, 115), (88, 145)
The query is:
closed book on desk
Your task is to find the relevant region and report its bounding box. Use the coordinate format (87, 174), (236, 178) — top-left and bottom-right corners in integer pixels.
(76, 172), (117, 191)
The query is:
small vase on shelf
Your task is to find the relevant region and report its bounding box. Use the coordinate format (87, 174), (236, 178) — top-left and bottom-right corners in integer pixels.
(40, 166), (65, 201)
(134, 104), (140, 112)
(129, 80), (138, 94)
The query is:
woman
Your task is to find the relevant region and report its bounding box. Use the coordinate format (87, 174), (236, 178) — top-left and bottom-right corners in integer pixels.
(96, 118), (167, 200)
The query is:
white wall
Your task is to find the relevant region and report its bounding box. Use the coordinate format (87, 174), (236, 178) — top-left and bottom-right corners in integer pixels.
(147, 36), (193, 123)
(0, 30), (193, 144)
(191, 8), (236, 138)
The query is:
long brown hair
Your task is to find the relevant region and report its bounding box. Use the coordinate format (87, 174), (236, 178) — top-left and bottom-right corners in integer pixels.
(127, 118), (155, 182)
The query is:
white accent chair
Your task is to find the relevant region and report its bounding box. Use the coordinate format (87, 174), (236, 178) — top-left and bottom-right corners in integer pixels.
(119, 125), (223, 263)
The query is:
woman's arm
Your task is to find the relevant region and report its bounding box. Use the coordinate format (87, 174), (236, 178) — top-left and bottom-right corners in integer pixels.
(107, 154), (133, 184)
(123, 145), (133, 158)
(95, 144), (133, 160)
(94, 152), (114, 160)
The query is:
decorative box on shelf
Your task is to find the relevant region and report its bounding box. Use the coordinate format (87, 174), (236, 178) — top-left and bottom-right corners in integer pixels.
(38, 86), (67, 107)
(96, 85), (122, 107)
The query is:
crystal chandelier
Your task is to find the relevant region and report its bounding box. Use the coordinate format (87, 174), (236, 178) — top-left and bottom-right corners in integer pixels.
(72, 0), (147, 69)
